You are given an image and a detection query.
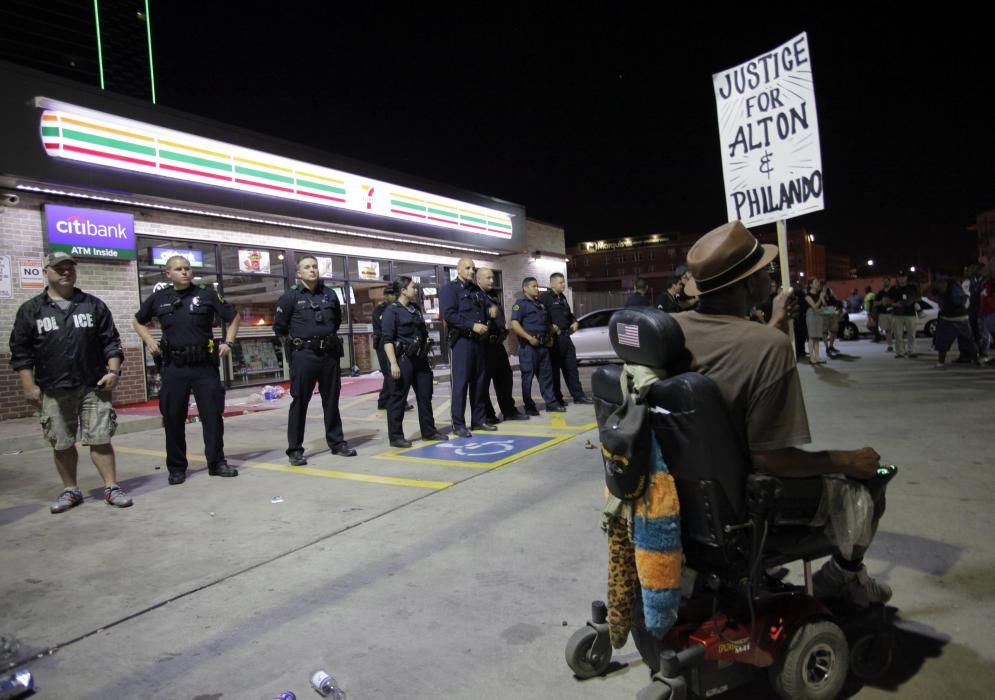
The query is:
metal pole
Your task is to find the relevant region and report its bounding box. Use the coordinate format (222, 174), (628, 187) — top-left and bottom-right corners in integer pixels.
(776, 219), (797, 354)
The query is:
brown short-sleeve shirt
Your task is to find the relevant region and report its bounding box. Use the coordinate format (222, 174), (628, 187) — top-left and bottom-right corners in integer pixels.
(672, 311), (811, 451)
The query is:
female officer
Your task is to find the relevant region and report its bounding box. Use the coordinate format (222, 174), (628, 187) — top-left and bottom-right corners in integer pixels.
(382, 277), (448, 447)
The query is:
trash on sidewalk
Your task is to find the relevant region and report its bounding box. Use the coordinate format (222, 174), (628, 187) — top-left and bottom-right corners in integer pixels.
(584, 440), (596, 449)
(0, 669), (34, 700)
(272, 693), (296, 700)
(311, 670), (346, 698)
(271, 496), (284, 504)
(261, 385), (286, 401)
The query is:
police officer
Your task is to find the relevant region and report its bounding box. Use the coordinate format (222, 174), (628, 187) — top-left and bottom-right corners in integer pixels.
(440, 256), (494, 437)
(382, 277), (448, 447)
(539, 272), (593, 406)
(372, 285), (399, 410)
(133, 255), (240, 484)
(11, 252), (133, 512)
(624, 278), (652, 307)
(273, 255), (356, 465)
(510, 277), (565, 415)
(476, 268), (529, 422)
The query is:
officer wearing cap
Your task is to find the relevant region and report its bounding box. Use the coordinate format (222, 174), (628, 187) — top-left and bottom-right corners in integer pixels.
(10, 252), (134, 512)
(133, 255), (240, 484)
(539, 272), (592, 406)
(381, 277), (447, 447)
(273, 255), (356, 465)
(439, 256), (493, 437)
(372, 285), (399, 410)
(476, 267), (528, 422)
(510, 277), (565, 415)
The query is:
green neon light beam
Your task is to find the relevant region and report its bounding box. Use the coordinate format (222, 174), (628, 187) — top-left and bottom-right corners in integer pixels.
(144, 0), (157, 104)
(93, 0), (105, 90)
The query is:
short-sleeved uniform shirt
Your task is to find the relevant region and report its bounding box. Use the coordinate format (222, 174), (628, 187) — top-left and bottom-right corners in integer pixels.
(673, 311), (811, 452)
(511, 296), (550, 335)
(135, 284), (236, 347)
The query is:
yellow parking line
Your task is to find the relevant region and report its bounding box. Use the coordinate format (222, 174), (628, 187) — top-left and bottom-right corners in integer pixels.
(114, 446), (450, 490)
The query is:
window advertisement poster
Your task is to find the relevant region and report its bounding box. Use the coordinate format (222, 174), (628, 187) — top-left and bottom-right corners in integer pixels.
(238, 249), (271, 274)
(316, 256), (337, 279)
(152, 247), (205, 267)
(17, 258), (44, 289)
(0, 256), (12, 299)
(357, 260), (380, 281)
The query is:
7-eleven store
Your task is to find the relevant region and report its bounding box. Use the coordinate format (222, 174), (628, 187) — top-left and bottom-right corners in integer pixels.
(0, 62), (566, 420)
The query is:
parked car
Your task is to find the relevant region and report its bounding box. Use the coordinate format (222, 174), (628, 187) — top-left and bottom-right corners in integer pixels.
(571, 308), (622, 362)
(839, 298), (939, 340)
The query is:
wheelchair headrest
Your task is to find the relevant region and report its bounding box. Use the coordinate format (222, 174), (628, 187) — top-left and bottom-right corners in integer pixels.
(608, 307), (687, 371)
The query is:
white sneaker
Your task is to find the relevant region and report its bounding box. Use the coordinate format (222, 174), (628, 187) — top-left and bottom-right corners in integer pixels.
(812, 558), (892, 607)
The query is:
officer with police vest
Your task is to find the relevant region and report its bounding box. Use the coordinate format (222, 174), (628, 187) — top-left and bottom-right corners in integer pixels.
(273, 255), (356, 465)
(539, 272), (593, 406)
(475, 267), (529, 422)
(510, 277), (566, 415)
(440, 256), (494, 437)
(133, 255), (240, 484)
(381, 277), (447, 447)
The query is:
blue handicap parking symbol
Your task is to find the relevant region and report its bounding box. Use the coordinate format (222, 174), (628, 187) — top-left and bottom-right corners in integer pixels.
(397, 434), (557, 464)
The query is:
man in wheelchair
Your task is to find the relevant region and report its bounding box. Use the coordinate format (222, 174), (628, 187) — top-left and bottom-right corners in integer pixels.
(567, 221), (894, 699)
(674, 220), (890, 606)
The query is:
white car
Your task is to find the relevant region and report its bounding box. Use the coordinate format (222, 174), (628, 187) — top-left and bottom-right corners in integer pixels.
(839, 298), (939, 340)
(571, 308), (623, 362)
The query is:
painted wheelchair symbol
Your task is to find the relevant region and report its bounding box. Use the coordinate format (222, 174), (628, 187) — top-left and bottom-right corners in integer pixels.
(437, 439), (517, 457)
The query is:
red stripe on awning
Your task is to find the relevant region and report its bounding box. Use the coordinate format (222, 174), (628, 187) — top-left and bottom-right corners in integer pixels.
(390, 208), (426, 219)
(298, 189), (346, 203)
(161, 163), (232, 182)
(63, 144), (155, 168)
(234, 178), (294, 194)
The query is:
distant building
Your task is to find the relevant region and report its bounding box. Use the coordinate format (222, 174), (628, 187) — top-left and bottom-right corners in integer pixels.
(566, 226), (839, 294)
(969, 209), (995, 264)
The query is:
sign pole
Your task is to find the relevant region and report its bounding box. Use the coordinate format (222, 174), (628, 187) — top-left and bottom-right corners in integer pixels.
(776, 218), (790, 291)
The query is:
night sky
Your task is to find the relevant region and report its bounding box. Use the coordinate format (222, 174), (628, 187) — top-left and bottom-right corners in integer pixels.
(151, 7), (994, 273)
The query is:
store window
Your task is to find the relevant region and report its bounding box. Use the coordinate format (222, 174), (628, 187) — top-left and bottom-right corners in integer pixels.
(345, 257), (391, 371)
(220, 245), (288, 387)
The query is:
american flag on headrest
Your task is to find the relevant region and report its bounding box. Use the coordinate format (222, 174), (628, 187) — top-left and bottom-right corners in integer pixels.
(617, 322), (640, 348)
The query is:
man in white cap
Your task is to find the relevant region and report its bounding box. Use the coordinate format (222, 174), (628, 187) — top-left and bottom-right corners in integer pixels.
(675, 221), (892, 607)
(9, 252), (133, 513)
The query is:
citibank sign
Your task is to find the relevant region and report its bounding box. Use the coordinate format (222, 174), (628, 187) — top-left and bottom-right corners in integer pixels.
(45, 204), (136, 260)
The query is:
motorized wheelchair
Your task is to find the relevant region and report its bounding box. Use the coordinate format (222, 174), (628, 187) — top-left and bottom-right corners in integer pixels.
(565, 307), (896, 700)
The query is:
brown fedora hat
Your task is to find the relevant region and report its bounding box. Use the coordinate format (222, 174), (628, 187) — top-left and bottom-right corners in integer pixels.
(683, 221), (778, 296)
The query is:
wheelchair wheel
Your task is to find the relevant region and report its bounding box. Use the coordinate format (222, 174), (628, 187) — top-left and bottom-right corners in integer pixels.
(565, 626), (612, 679)
(769, 620), (849, 700)
(849, 630), (895, 680)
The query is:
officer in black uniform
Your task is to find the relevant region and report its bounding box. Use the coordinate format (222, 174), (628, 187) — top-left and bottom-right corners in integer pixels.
(510, 277), (565, 415)
(133, 255), (240, 484)
(439, 257), (494, 437)
(273, 255), (356, 465)
(475, 267), (528, 422)
(539, 272), (593, 406)
(624, 278), (652, 307)
(372, 285), (399, 410)
(381, 277), (448, 447)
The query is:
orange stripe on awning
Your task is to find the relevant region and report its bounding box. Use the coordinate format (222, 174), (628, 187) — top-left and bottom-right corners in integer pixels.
(158, 138), (229, 160)
(297, 170), (344, 184)
(233, 155), (293, 173)
(60, 117), (153, 142)
(42, 114), (59, 122)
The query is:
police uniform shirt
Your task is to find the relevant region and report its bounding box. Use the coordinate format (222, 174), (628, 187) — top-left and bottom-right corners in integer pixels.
(372, 300), (391, 345)
(538, 290), (575, 330)
(273, 283), (342, 339)
(10, 288), (124, 391)
(511, 296), (550, 335)
(485, 291), (508, 335)
(381, 301), (427, 348)
(135, 284), (236, 347)
(440, 278), (487, 331)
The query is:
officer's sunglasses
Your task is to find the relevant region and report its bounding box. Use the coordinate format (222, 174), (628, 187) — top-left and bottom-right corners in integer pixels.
(309, 301), (324, 323)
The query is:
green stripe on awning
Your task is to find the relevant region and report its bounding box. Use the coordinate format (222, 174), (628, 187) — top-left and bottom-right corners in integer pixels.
(297, 179), (346, 195)
(160, 149), (232, 172)
(487, 220), (512, 229)
(63, 128), (156, 156)
(461, 214), (486, 224)
(42, 126), (60, 137)
(234, 165), (294, 185)
(391, 200), (427, 212)
(427, 207), (458, 218)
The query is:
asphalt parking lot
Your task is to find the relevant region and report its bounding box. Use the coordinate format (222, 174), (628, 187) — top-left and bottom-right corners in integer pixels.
(1, 337), (993, 698)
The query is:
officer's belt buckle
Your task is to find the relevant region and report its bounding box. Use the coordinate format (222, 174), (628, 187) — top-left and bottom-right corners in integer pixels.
(291, 337), (305, 349)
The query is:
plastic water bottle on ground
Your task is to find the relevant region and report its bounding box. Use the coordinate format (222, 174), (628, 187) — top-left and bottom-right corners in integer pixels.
(0, 669), (34, 700)
(310, 670), (346, 699)
(272, 693), (296, 700)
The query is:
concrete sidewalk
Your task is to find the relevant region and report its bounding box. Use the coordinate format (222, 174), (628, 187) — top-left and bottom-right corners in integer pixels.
(1, 337), (993, 698)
